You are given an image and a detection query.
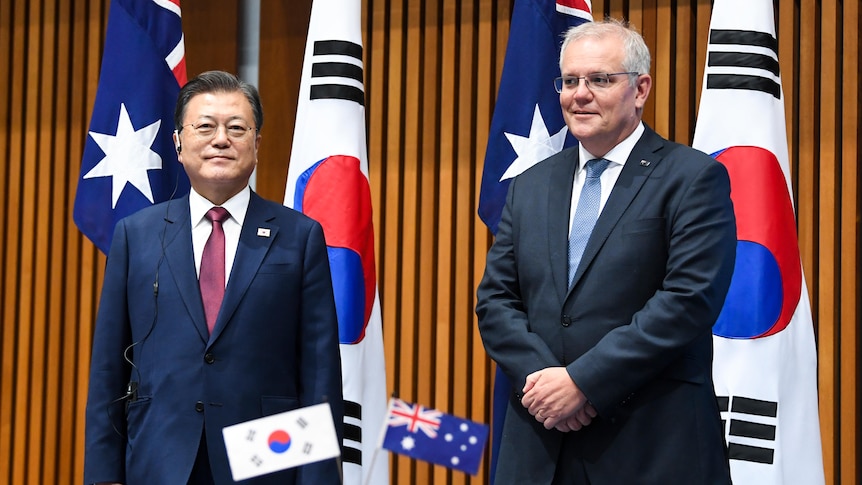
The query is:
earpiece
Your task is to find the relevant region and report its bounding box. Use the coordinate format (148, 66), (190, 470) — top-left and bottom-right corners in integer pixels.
(173, 129), (182, 153)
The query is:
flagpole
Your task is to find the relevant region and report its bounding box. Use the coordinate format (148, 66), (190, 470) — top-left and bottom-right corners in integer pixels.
(360, 447), (381, 485)
(238, 0), (260, 190)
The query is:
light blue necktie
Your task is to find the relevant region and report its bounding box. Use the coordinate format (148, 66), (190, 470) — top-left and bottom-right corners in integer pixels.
(568, 158), (610, 287)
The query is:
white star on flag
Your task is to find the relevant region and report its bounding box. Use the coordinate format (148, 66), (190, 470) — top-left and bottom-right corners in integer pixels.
(500, 104), (568, 181)
(84, 103), (162, 208)
(400, 436), (416, 450)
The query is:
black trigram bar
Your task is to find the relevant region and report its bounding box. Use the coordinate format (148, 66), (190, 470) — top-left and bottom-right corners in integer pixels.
(710, 29), (778, 52)
(706, 29), (781, 99)
(343, 400), (362, 466)
(728, 442), (775, 464)
(708, 51), (780, 76)
(731, 396), (778, 417)
(312, 62), (363, 83)
(314, 39), (363, 59)
(310, 84), (365, 105)
(719, 395), (778, 465)
(729, 419), (776, 440)
(311, 40), (365, 105)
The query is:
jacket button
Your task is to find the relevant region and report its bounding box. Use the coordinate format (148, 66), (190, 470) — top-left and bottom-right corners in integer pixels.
(204, 353), (215, 364)
(561, 315), (572, 327)
(195, 401), (205, 412)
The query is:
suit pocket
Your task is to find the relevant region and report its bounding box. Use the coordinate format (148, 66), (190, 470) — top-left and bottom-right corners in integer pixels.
(258, 263), (295, 274)
(261, 395), (300, 416)
(622, 217), (665, 234)
(125, 397), (152, 440)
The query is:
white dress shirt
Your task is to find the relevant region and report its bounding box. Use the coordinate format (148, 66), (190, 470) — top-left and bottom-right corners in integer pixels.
(569, 122), (646, 233)
(189, 186), (251, 285)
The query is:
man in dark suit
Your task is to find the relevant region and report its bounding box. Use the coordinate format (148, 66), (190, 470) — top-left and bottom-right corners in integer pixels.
(84, 70), (343, 484)
(476, 19), (736, 484)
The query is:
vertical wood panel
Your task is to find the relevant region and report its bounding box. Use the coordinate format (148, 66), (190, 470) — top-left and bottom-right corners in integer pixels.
(29, 0), (52, 481)
(652, 0), (672, 136)
(256, 0), (309, 203)
(11, 2), (39, 483)
(839, 2), (860, 484)
(0, 0), (17, 482)
(820, 0), (840, 478)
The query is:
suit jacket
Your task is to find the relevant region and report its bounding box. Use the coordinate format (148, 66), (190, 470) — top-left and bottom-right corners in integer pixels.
(476, 126), (736, 484)
(84, 191), (343, 485)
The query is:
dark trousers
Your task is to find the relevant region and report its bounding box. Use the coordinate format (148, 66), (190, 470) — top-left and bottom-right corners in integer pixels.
(552, 437), (591, 485)
(188, 429), (215, 485)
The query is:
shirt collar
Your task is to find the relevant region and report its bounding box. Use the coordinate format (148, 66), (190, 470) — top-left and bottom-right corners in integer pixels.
(189, 186), (251, 228)
(577, 121), (646, 171)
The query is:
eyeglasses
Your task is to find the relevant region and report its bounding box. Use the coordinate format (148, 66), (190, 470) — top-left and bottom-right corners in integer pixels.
(180, 120), (256, 140)
(553, 72), (640, 93)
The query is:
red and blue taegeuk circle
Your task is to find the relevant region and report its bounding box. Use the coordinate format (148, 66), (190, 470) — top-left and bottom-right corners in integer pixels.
(268, 429), (291, 454)
(712, 145), (801, 339)
(294, 155), (376, 344)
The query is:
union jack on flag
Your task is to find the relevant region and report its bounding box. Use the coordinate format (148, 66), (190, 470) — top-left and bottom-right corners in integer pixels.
(379, 398), (489, 475)
(386, 398), (442, 438)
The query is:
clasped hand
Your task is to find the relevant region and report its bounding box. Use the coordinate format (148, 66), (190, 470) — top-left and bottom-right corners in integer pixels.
(521, 367), (597, 431)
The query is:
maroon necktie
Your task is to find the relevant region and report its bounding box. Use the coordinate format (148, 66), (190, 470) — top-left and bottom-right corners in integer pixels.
(200, 207), (230, 334)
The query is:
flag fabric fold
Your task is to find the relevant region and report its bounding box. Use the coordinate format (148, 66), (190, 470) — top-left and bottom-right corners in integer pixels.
(692, 1), (825, 483)
(73, 0), (190, 254)
(380, 398), (489, 476)
(478, 1), (591, 481)
(284, 1), (388, 484)
(222, 402), (341, 482)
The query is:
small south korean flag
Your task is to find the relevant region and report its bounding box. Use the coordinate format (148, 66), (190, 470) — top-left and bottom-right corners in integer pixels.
(222, 402), (340, 481)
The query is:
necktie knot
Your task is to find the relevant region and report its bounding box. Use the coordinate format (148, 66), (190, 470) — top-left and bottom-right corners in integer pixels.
(585, 158), (610, 179)
(206, 206), (230, 224)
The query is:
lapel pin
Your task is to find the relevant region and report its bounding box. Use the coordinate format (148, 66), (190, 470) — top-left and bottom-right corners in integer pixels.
(257, 228), (271, 238)
(640, 160), (651, 167)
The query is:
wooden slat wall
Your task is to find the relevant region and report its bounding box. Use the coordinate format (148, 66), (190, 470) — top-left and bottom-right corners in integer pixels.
(0, 1), (858, 483)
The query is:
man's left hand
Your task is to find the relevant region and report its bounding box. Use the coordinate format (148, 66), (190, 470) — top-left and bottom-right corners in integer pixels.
(521, 367), (589, 430)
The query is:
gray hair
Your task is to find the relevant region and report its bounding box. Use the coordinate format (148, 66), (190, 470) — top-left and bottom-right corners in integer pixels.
(559, 18), (651, 86)
(174, 70), (263, 131)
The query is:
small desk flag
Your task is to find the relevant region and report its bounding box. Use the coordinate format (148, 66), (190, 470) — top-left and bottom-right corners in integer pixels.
(380, 398), (489, 476)
(222, 403), (340, 482)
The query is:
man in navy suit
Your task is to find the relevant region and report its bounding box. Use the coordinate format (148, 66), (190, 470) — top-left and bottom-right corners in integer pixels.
(476, 19), (736, 484)
(84, 70), (343, 484)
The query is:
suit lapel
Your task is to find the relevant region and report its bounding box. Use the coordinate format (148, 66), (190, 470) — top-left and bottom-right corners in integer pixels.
(568, 127), (665, 292)
(548, 149), (579, 303)
(209, 192), (278, 344)
(161, 195), (211, 341)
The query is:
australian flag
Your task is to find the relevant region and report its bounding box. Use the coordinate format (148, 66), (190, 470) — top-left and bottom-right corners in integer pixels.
(478, 1), (591, 482)
(73, 0), (190, 254)
(478, 0), (592, 234)
(380, 398), (489, 476)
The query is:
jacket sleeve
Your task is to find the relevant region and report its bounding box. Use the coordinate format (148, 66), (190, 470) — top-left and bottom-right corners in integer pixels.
(84, 220), (133, 484)
(296, 220), (344, 485)
(476, 177), (563, 391)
